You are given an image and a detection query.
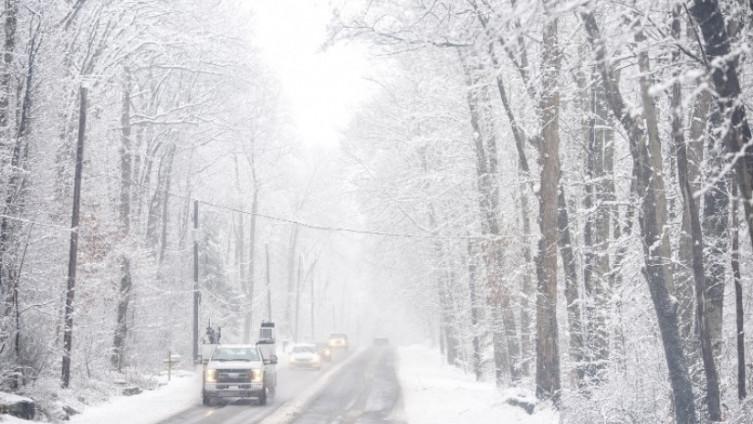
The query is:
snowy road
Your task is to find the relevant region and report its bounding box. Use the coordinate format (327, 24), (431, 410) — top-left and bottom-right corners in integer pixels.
(156, 359), (333, 424)
(289, 346), (403, 424)
(156, 347), (402, 424)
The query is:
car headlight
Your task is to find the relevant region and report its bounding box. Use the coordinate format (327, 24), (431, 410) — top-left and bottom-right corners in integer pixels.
(205, 369), (217, 383)
(249, 369), (263, 382)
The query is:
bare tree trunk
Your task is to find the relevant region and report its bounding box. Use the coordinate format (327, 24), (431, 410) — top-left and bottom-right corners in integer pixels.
(158, 146), (175, 263)
(467, 239), (482, 381)
(518, 182), (533, 377)
(459, 49), (520, 384)
(677, 86), (709, 346)
(61, 87), (87, 389)
(112, 71), (133, 371)
(581, 11), (697, 423)
(690, 0), (753, 265)
(0, 0), (18, 358)
(0, 0), (15, 133)
(671, 55), (722, 420)
(557, 186), (584, 384)
(474, 2), (576, 383)
(731, 183), (746, 400)
(581, 64), (613, 383)
(439, 259), (458, 366)
(111, 258), (131, 371)
(146, 146), (175, 250)
(535, 16), (561, 403)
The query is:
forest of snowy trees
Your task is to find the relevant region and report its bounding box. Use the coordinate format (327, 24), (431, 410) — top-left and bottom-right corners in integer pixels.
(2, 0), (753, 423)
(337, 0), (753, 423)
(0, 0), (371, 419)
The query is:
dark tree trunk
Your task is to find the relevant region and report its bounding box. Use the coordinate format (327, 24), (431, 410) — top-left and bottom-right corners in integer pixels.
(671, 62), (722, 421)
(475, 2), (576, 384)
(535, 17), (561, 403)
(690, 0), (753, 265)
(731, 183), (746, 400)
(0, 0), (18, 357)
(61, 87), (87, 388)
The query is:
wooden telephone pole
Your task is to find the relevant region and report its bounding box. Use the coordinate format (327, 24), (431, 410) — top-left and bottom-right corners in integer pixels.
(192, 200), (199, 363)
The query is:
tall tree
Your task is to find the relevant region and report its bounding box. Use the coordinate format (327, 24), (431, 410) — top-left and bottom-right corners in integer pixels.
(581, 10), (697, 424)
(535, 12), (561, 403)
(689, 0), (753, 259)
(112, 69), (133, 371)
(61, 87), (88, 388)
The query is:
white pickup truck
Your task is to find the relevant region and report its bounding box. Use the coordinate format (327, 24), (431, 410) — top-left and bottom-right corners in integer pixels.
(201, 344), (277, 406)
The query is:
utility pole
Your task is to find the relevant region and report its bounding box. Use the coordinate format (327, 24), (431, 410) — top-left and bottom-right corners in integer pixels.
(192, 200), (199, 363)
(265, 244), (272, 320)
(310, 276), (315, 340)
(61, 87), (87, 388)
(294, 254), (302, 342)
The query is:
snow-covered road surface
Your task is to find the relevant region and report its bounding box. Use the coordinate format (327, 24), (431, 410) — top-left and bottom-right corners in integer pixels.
(287, 346), (403, 424)
(155, 353), (349, 424)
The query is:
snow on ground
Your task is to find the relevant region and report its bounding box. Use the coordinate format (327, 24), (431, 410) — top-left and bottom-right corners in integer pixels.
(397, 345), (558, 424)
(0, 415), (34, 423)
(66, 371), (200, 424)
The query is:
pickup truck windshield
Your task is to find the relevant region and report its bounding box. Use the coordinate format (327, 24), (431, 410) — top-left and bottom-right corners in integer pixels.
(211, 347), (260, 362)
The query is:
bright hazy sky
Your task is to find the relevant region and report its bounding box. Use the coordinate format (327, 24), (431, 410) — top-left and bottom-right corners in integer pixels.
(253, 0), (372, 147)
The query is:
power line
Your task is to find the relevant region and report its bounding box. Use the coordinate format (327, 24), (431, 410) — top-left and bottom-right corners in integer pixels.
(2, 174), (505, 242)
(128, 177), (502, 242)
(199, 197), (503, 242)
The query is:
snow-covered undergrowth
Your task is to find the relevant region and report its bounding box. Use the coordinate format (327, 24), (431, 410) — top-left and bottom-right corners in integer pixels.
(2, 368), (199, 423)
(64, 371), (199, 424)
(1, 371), (199, 424)
(397, 345), (558, 424)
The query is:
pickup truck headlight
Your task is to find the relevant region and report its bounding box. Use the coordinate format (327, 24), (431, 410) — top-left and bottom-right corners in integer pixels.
(250, 369), (263, 383)
(205, 368), (217, 383)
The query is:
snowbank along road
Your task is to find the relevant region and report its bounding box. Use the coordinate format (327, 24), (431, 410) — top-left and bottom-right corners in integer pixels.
(157, 346), (402, 424)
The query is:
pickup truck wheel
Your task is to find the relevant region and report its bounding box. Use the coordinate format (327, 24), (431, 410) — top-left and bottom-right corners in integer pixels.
(258, 387), (268, 406)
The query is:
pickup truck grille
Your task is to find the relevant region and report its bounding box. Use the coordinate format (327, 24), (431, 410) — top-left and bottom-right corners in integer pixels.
(217, 369), (249, 383)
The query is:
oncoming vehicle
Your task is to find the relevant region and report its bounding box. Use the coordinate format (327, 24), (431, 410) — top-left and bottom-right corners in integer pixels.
(315, 342), (332, 361)
(328, 333), (349, 350)
(373, 337), (390, 346)
(202, 344), (277, 406)
(288, 343), (321, 369)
